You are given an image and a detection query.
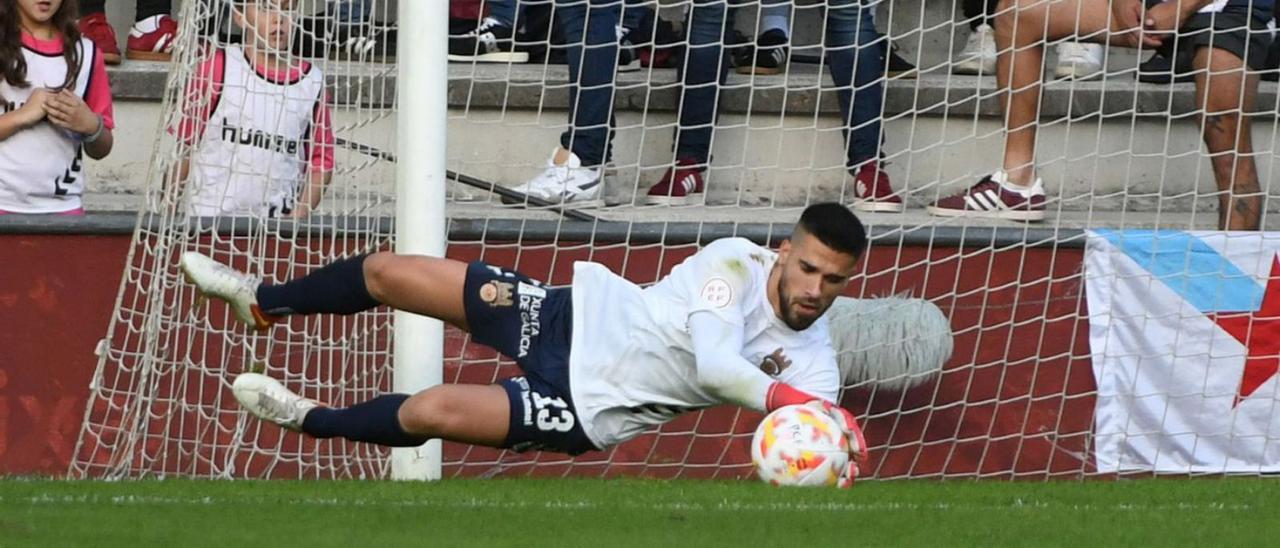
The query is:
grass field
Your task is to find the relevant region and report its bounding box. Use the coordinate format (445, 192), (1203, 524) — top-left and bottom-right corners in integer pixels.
(0, 477), (1274, 547)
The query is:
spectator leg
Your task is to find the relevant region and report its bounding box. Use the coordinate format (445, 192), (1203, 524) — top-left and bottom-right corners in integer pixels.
(673, 0), (732, 164)
(488, 0), (519, 27)
(827, 0), (885, 169)
(558, 0), (622, 166)
(993, 0), (1108, 185)
(1193, 47), (1262, 230)
(135, 0), (171, 21)
(81, 0), (106, 15)
(760, 0), (791, 36)
(622, 0), (651, 33)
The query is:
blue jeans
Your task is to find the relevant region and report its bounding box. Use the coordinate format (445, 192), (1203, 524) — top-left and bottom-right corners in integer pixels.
(489, 0), (648, 30)
(677, 0), (885, 167)
(331, 0), (371, 23)
(826, 0), (885, 167)
(670, 0), (738, 163)
(555, 0), (884, 168)
(554, 0), (623, 165)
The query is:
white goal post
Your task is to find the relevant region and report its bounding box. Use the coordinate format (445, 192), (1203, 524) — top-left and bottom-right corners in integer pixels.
(390, 0), (448, 482)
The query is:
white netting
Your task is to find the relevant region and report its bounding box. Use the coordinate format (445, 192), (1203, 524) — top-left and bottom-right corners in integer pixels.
(72, 0), (401, 479)
(73, 0), (1278, 480)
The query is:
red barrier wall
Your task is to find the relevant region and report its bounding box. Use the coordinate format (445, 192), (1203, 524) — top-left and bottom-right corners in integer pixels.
(0, 235), (129, 474)
(0, 233), (1093, 478)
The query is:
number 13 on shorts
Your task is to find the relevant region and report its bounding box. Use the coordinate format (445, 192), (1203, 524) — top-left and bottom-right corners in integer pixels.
(532, 392), (575, 432)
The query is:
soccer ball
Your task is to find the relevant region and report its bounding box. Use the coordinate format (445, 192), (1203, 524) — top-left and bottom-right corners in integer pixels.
(751, 404), (850, 487)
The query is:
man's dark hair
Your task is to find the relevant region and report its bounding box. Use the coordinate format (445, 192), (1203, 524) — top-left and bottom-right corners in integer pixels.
(795, 202), (868, 259)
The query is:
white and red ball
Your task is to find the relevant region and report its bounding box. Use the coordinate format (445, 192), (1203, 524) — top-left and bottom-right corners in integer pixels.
(751, 404), (850, 487)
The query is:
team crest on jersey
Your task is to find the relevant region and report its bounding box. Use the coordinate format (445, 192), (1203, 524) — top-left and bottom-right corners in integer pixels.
(479, 280), (514, 307)
(758, 348), (792, 377)
(699, 277), (733, 308)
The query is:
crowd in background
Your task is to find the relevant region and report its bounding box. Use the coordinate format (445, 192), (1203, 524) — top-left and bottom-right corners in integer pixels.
(1, 0), (1276, 230)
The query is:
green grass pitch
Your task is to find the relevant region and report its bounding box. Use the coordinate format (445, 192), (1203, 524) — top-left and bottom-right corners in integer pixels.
(0, 477), (1274, 547)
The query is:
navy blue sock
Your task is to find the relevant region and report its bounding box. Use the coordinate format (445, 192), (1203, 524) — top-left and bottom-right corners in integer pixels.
(301, 394), (429, 447)
(257, 254), (380, 316)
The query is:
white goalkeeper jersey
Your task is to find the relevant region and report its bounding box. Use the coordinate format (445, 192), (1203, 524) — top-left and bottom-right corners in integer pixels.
(568, 238), (841, 448)
(186, 46), (324, 217)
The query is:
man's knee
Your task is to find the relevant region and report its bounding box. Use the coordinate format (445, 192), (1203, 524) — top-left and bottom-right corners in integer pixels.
(397, 389), (461, 436)
(1200, 120), (1256, 174)
(994, 0), (1048, 40)
(1197, 48), (1252, 96)
(361, 251), (399, 303)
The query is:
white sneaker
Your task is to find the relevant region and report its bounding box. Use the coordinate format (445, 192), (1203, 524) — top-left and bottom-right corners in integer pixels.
(1054, 42), (1104, 80)
(232, 373), (320, 432)
(179, 252), (276, 331)
(954, 24), (997, 75)
(508, 148), (605, 207)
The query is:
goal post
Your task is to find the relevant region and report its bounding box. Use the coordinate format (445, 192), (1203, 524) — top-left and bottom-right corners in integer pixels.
(390, 0), (448, 482)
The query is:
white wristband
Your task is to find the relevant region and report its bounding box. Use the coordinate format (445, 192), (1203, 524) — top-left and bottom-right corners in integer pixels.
(81, 115), (105, 144)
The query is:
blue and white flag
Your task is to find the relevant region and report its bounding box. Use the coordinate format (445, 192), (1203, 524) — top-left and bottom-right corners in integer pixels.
(1086, 230), (1280, 473)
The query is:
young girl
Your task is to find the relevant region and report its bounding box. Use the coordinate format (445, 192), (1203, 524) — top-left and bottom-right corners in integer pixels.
(0, 0), (115, 215)
(175, 0), (333, 219)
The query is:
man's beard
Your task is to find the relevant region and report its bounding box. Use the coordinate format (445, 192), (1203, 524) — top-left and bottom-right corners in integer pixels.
(778, 275), (822, 331)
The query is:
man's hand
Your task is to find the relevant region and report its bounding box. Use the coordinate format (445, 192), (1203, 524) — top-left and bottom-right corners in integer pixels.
(1142, 1), (1190, 46)
(804, 399), (867, 488)
(1112, 0), (1158, 47)
(45, 88), (100, 136)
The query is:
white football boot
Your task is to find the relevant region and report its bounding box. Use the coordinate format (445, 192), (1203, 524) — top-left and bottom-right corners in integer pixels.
(180, 252), (276, 331)
(232, 373), (320, 432)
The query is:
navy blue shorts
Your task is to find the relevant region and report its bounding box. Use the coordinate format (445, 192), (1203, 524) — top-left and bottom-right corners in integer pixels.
(462, 262), (598, 455)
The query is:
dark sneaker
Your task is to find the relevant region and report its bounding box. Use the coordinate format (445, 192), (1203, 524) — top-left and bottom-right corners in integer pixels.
(333, 22), (397, 60)
(926, 172), (1046, 221)
(644, 158), (706, 205)
(735, 29), (788, 75)
(1264, 40), (1280, 82)
(448, 17), (528, 63)
(1138, 51), (1193, 84)
(641, 18), (683, 69)
(886, 43), (916, 78)
(849, 161), (903, 213)
(294, 16), (397, 60)
(618, 26), (641, 73)
(79, 12), (122, 65)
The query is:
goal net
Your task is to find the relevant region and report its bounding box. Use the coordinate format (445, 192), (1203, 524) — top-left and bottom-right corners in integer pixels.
(72, 0), (1280, 480)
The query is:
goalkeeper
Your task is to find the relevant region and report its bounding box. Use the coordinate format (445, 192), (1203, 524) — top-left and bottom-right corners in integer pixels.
(181, 203), (868, 485)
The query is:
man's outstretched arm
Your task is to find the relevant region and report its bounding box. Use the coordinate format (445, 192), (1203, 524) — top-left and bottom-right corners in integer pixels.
(687, 310), (776, 411)
(688, 310), (837, 411)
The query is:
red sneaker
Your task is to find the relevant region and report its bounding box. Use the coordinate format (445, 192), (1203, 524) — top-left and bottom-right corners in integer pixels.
(78, 12), (122, 65)
(126, 15), (178, 62)
(849, 161), (903, 212)
(926, 172), (1047, 221)
(644, 158), (706, 205)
